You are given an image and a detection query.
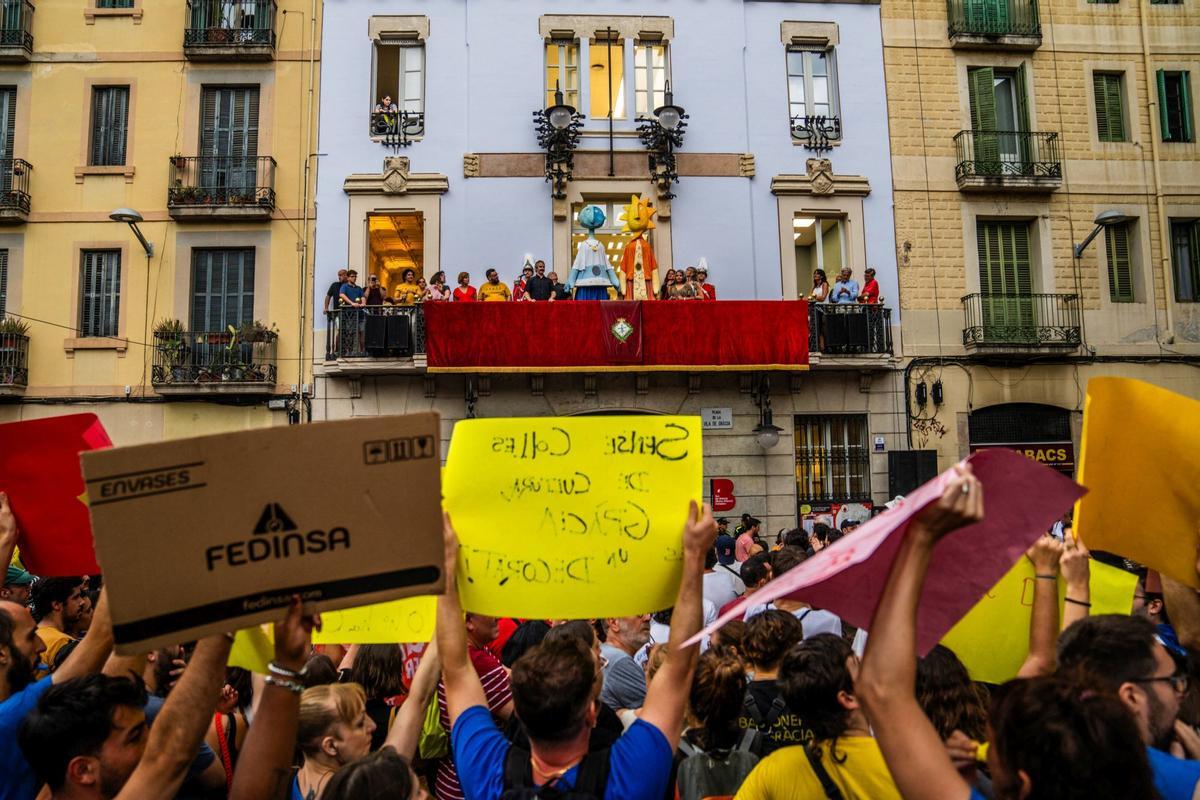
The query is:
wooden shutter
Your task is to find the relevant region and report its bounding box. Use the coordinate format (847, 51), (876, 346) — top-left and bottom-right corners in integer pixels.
(1184, 72), (1195, 142)
(978, 221), (1033, 338)
(90, 87), (129, 166)
(0, 249), (7, 318)
(80, 251), (121, 337)
(1158, 69), (1172, 141)
(191, 249), (255, 331)
(968, 68), (1000, 171)
(1106, 223), (1134, 302)
(1094, 73), (1125, 142)
(200, 86), (259, 191)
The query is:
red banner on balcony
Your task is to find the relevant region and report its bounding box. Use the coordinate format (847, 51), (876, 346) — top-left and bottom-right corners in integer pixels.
(422, 300), (810, 371)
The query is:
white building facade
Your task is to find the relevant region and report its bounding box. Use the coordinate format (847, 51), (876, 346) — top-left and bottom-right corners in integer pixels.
(312, 0), (908, 534)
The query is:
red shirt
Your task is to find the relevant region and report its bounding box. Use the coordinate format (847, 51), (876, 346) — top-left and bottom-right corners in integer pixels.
(859, 279), (880, 304)
(701, 282), (717, 301)
(453, 285), (477, 302)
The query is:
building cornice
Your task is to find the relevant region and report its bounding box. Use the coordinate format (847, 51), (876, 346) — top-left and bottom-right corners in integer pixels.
(771, 158), (871, 196)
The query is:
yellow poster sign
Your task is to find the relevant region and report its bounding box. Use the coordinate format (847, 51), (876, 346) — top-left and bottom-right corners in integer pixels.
(229, 626), (273, 674)
(941, 559), (1137, 685)
(313, 596), (436, 644)
(443, 416), (703, 618)
(1076, 378), (1200, 589)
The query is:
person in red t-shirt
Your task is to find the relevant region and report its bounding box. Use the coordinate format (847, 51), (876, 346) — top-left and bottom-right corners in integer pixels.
(858, 267), (880, 304)
(696, 267), (717, 301)
(453, 271), (477, 302)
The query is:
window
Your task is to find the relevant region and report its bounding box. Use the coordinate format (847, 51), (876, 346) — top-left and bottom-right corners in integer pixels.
(96, 0), (134, 7)
(191, 249), (255, 331)
(89, 86), (129, 167)
(79, 250), (121, 338)
(1171, 220), (1199, 302)
(0, 249), (7, 317)
(545, 40), (580, 109)
(787, 47), (838, 121)
(793, 215), (846, 290)
(1093, 72), (1126, 142)
(634, 42), (668, 115)
(200, 86), (259, 192)
(589, 34), (626, 120)
(977, 220), (1034, 336)
(795, 414), (870, 503)
(1158, 70), (1193, 143)
(1105, 222), (1135, 302)
(373, 41), (424, 114)
(967, 66), (1031, 169)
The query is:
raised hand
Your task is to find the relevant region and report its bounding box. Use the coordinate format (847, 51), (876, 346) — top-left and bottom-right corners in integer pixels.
(1060, 530), (1090, 590)
(273, 595), (319, 673)
(910, 464), (984, 543)
(682, 500), (717, 556)
(1025, 534), (1064, 575)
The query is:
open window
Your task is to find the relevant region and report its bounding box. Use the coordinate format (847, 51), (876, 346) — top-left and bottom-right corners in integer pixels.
(367, 212), (425, 292)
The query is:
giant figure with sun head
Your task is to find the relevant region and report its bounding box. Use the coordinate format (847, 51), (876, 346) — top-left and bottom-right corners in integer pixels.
(618, 195), (661, 300)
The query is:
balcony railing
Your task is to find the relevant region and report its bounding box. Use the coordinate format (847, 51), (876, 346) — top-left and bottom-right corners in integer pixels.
(0, 158), (30, 217)
(0, 331), (28, 389)
(326, 306), (426, 360)
(948, 0), (1041, 38)
(168, 156), (276, 217)
(370, 110), (425, 146)
(962, 293), (1081, 347)
(954, 130), (1061, 190)
(790, 115), (842, 152)
(808, 304), (893, 356)
(184, 0), (276, 54)
(0, 0), (33, 56)
(152, 328), (278, 390)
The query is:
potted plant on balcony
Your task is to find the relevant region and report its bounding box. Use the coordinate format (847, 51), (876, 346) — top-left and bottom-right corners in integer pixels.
(235, 320), (276, 382)
(154, 318), (190, 383)
(0, 316), (29, 385)
(172, 154), (187, 170)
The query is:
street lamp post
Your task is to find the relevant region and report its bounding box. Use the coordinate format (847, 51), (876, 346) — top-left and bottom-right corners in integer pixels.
(636, 82), (688, 199)
(532, 84), (584, 200)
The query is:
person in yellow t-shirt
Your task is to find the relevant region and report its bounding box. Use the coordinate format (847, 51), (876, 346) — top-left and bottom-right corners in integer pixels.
(735, 634), (902, 800)
(31, 577), (87, 671)
(478, 268), (512, 302)
(392, 268), (423, 306)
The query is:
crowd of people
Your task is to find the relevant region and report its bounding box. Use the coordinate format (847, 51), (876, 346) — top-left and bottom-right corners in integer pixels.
(807, 267), (881, 305)
(3, 466), (1200, 800)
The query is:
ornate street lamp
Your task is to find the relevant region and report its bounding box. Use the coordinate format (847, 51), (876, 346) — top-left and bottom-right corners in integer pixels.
(637, 82), (688, 199)
(532, 83), (584, 199)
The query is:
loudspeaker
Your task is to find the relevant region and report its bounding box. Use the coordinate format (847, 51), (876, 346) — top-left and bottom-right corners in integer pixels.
(823, 313), (848, 349)
(386, 315), (412, 356)
(888, 450), (938, 499)
(364, 315), (388, 356)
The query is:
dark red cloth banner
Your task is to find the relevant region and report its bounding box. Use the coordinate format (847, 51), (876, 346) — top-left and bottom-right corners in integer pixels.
(422, 301), (809, 371)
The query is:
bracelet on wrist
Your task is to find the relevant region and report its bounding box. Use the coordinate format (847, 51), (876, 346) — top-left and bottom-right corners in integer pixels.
(268, 660), (308, 680)
(1035, 574), (1057, 581)
(1064, 597), (1091, 607)
(264, 675), (305, 694)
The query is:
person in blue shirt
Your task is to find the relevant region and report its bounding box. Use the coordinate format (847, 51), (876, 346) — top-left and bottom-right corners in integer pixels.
(856, 465), (1161, 800)
(830, 267), (860, 304)
(438, 502), (717, 800)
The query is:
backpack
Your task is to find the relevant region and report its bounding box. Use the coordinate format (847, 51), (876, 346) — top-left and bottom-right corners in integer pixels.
(742, 691), (788, 734)
(500, 745), (611, 800)
(674, 729), (760, 800)
(417, 695), (449, 760)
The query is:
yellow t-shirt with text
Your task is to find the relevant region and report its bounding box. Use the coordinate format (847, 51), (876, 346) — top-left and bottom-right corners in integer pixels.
(734, 737), (902, 800)
(479, 282), (512, 302)
(36, 625), (74, 668)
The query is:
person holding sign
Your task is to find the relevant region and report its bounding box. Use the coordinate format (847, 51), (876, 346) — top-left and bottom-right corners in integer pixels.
(439, 502), (717, 800)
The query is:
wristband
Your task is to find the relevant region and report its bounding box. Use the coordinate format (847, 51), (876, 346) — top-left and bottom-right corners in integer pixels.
(264, 675), (305, 694)
(1064, 597), (1091, 607)
(1035, 574), (1057, 581)
(268, 660), (308, 680)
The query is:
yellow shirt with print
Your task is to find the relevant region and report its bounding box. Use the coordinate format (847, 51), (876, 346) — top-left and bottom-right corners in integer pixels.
(394, 282), (423, 305)
(36, 625), (74, 668)
(734, 737), (901, 800)
(479, 282), (512, 302)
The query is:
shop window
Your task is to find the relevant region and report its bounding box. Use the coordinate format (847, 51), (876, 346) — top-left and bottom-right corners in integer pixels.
(795, 414), (870, 503)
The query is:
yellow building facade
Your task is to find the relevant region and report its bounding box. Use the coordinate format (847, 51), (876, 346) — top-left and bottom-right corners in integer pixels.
(0, 0), (320, 445)
(883, 0), (1200, 474)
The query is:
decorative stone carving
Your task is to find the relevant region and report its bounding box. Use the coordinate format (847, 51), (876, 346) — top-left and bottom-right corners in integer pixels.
(739, 153), (756, 178)
(463, 153), (481, 178)
(807, 158), (835, 195)
(381, 156), (411, 194)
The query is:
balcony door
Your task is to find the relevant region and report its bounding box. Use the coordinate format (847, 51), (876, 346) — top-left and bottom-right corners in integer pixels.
(977, 220), (1035, 342)
(968, 66), (1030, 175)
(191, 248), (255, 332)
(0, 88), (14, 193)
(199, 86), (259, 198)
(963, 0), (1010, 32)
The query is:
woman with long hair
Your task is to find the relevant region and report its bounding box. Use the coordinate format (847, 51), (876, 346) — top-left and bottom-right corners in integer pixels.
(660, 268), (677, 300)
(347, 645), (407, 752)
(427, 270), (451, 301)
(293, 683), (376, 799)
(809, 269), (830, 302)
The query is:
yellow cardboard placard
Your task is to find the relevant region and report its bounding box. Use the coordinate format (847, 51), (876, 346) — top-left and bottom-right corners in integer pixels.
(229, 626), (273, 674)
(443, 416), (703, 618)
(313, 596), (436, 644)
(1076, 378), (1200, 589)
(941, 558), (1137, 685)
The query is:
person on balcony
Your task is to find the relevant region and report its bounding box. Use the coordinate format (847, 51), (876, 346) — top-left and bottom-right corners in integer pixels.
(659, 269), (677, 300)
(338, 270), (367, 355)
(525, 261), (554, 301)
(696, 262), (717, 301)
(479, 269), (512, 302)
(453, 272), (478, 302)
(548, 271), (571, 301)
(373, 95), (400, 135)
(428, 271), (452, 302)
(513, 265), (534, 302)
(324, 268), (348, 317)
(392, 269), (422, 306)
(670, 269), (697, 300)
(365, 274), (386, 309)
(831, 267), (860, 304)
(808, 269), (830, 303)
(858, 268), (880, 305)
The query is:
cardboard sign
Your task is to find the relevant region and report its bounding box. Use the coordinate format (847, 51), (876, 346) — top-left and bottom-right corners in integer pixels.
(443, 416), (703, 618)
(0, 414), (112, 576)
(82, 414), (445, 653)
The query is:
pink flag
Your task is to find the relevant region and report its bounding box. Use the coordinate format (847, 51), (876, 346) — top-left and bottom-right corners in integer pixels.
(688, 449), (1086, 654)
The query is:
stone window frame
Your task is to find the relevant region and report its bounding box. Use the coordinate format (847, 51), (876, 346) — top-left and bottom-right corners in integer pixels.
(368, 16), (430, 143)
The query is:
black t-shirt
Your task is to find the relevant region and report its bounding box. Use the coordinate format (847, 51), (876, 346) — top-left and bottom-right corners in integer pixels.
(525, 275), (554, 301)
(738, 679), (812, 754)
(326, 280), (344, 309)
(551, 282), (571, 300)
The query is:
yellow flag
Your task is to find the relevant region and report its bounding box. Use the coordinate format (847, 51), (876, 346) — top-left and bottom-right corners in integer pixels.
(941, 559), (1138, 685)
(1076, 378), (1200, 588)
(229, 626), (273, 674)
(314, 596), (436, 644)
(443, 416), (703, 618)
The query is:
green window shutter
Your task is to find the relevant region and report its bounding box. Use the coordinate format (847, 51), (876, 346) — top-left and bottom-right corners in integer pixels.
(1157, 69), (1171, 140)
(1106, 223), (1134, 302)
(1015, 64), (1031, 132)
(0, 249), (7, 317)
(1182, 72), (1194, 142)
(968, 67), (997, 130)
(1094, 73), (1125, 142)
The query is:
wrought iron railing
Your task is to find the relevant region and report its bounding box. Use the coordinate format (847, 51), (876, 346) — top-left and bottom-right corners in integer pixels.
(0, 0), (33, 51)
(961, 293), (1080, 347)
(808, 304), (893, 355)
(0, 159), (30, 213)
(790, 115), (842, 152)
(954, 130), (1061, 181)
(326, 306), (426, 360)
(168, 156), (276, 209)
(0, 331), (28, 387)
(184, 0), (276, 49)
(370, 110), (425, 146)
(948, 0), (1041, 36)
(152, 328), (278, 385)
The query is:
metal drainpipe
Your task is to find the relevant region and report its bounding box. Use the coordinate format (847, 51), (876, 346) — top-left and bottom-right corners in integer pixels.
(297, 0), (319, 404)
(1136, 0), (1175, 344)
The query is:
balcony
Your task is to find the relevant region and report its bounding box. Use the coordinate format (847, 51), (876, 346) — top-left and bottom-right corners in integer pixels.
(954, 131), (1061, 192)
(0, 328), (28, 396)
(168, 156), (276, 222)
(790, 115), (842, 152)
(947, 0), (1041, 50)
(962, 293), (1081, 350)
(0, 158), (30, 223)
(325, 307), (427, 375)
(0, 0), (33, 62)
(808, 304), (894, 366)
(183, 0), (276, 61)
(152, 326), (278, 395)
(369, 110), (425, 146)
